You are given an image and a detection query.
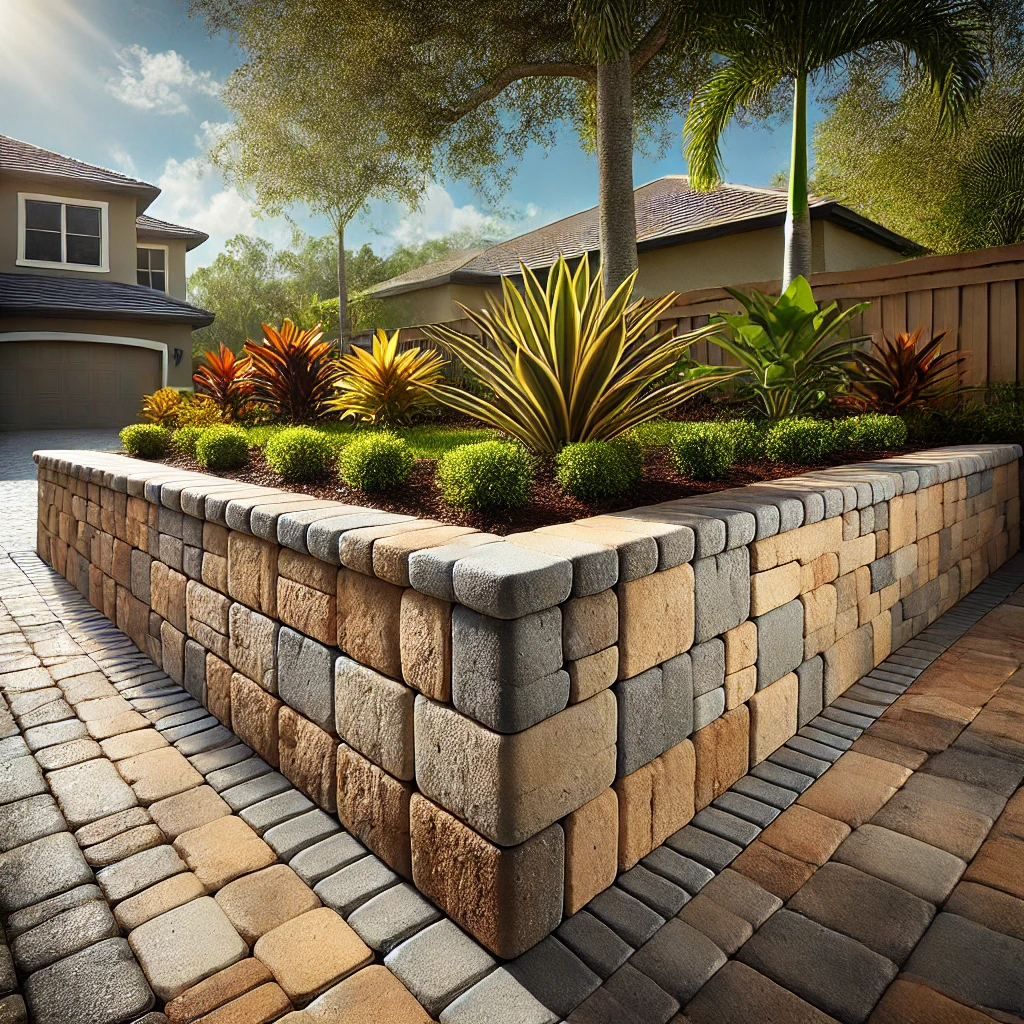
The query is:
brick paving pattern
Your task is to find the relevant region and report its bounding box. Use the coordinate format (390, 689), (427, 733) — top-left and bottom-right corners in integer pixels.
(1, 434), (1023, 1023)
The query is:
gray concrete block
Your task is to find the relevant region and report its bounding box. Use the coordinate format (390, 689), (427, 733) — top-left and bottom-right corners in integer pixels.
(452, 543), (573, 620)
(239, 789), (314, 835)
(315, 855), (400, 916)
(10, 898), (119, 975)
(678, 495), (778, 539)
(614, 668), (666, 777)
(693, 547), (751, 644)
(504, 936), (601, 1019)
(629, 916), (726, 1004)
(406, 538), (503, 602)
(0, 794), (65, 854)
(585, 887), (665, 948)
(662, 653), (694, 746)
(307, 513), (413, 565)
(157, 507), (183, 539)
(505, 533), (619, 597)
(617, 864), (689, 917)
(666, 823), (741, 872)
(277, 508), (366, 554)
(347, 881), (442, 953)
(263, 808), (340, 860)
(556, 911), (633, 979)
(277, 627), (336, 733)
(673, 505), (756, 550)
(130, 550), (151, 603)
(183, 545), (203, 581)
(690, 639), (725, 697)
(693, 687), (726, 731)
(182, 514), (204, 547)
(869, 554), (896, 592)
(754, 599), (804, 689)
(290, 832), (367, 887)
(631, 507), (724, 559)
(796, 656), (824, 728)
(183, 639), (207, 705)
(440, 966), (558, 1024)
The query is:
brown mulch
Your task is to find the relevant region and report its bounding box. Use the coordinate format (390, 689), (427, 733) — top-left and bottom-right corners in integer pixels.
(161, 442), (919, 535)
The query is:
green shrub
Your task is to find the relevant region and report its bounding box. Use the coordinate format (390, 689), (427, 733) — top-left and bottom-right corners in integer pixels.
(671, 423), (737, 481)
(722, 419), (764, 461)
(120, 423), (170, 459)
(195, 425), (250, 471)
(339, 432), (413, 492)
(172, 426), (204, 460)
(436, 441), (533, 511)
(555, 435), (643, 501)
(844, 414), (908, 451)
(265, 427), (337, 483)
(763, 418), (839, 464)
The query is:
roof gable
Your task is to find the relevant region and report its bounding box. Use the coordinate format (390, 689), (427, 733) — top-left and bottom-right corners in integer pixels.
(136, 214), (210, 251)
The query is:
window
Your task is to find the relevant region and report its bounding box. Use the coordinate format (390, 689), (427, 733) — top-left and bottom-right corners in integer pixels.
(137, 246), (167, 291)
(17, 193), (109, 272)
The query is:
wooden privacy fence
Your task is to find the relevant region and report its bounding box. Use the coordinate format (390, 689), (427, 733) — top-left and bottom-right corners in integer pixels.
(653, 242), (1024, 385)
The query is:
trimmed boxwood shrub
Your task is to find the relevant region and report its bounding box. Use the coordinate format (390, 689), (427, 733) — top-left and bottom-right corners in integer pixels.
(120, 423), (170, 459)
(844, 413), (908, 451)
(764, 418), (838, 464)
(195, 425), (250, 470)
(172, 426), (204, 459)
(265, 427), (337, 483)
(555, 435), (643, 501)
(339, 432), (413, 492)
(671, 422), (737, 481)
(436, 441), (533, 511)
(723, 419), (764, 461)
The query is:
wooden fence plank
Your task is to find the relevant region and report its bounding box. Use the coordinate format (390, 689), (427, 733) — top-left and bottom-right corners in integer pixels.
(961, 283), (989, 384)
(906, 290), (933, 338)
(881, 293), (907, 336)
(932, 287), (961, 355)
(988, 280), (1017, 382)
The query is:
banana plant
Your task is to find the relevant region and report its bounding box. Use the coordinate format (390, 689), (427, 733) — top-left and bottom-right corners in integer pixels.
(708, 275), (869, 420)
(422, 255), (737, 453)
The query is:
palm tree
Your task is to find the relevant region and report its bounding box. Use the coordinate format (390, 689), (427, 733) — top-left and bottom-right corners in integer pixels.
(683, 0), (988, 290)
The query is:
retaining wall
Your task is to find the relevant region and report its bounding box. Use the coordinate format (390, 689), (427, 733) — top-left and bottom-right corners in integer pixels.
(33, 444), (1022, 958)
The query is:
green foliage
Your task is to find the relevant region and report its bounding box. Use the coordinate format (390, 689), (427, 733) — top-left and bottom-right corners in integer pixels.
(435, 441), (534, 512)
(905, 393), (1024, 446)
(555, 435), (643, 501)
(837, 414), (909, 451)
(339, 432), (414, 492)
(763, 418), (839, 464)
(265, 427), (337, 482)
(172, 426), (205, 460)
(423, 255), (733, 453)
(174, 395), (224, 428)
(195, 425), (250, 471)
(120, 424), (170, 459)
(671, 422), (737, 480)
(722, 419), (764, 461)
(140, 387), (183, 427)
(707, 276), (869, 420)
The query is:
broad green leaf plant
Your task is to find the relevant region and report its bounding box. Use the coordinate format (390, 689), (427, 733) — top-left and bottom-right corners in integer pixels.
(422, 255), (735, 453)
(708, 275), (870, 420)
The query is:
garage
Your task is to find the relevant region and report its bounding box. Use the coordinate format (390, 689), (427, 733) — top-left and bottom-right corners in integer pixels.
(0, 339), (162, 429)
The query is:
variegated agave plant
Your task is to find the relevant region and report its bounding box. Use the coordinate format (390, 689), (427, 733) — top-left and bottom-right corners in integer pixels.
(422, 255), (733, 453)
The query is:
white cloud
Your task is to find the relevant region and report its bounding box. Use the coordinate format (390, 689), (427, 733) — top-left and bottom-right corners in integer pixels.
(106, 45), (221, 115)
(108, 144), (138, 178)
(388, 184), (542, 247)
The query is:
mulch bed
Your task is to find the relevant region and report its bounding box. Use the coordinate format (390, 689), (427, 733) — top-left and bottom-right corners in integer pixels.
(161, 442), (921, 535)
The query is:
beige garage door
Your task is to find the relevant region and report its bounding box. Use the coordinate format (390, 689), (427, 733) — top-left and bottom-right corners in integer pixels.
(0, 340), (162, 429)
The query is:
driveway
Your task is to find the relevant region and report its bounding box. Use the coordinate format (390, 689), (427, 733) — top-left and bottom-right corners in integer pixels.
(0, 429), (121, 552)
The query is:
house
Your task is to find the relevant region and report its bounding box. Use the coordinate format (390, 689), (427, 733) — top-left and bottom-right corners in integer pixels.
(363, 176), (924, 332)
(0, 135), (214, 429)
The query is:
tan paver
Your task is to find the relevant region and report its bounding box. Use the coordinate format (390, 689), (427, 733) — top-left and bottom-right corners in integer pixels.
(114, 871), (208, 931)
(164, 958), (275, 1024)
(149, 785), (231, 840)
(174, 816), (277, 893)
(117, 746), (205, 804)
(214, 864), (321, 945)
(305, 964), (433, 1023)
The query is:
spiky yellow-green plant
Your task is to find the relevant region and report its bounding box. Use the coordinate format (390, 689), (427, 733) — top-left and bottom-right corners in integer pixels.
(140, 387), (183, 427)
(329, 329), (447, 426)
(422, 255), (733, 453)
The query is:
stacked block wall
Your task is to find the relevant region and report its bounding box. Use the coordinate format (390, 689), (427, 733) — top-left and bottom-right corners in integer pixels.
(33, 444), (1022, 958)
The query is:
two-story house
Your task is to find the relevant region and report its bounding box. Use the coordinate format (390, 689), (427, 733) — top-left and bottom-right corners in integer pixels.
(0, 135), (214, 429)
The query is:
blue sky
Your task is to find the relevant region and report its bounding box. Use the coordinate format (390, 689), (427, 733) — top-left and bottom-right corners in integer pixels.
(0, 0), (817, 275)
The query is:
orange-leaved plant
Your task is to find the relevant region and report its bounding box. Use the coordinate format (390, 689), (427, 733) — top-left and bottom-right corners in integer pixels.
(193, 343), (252, 421)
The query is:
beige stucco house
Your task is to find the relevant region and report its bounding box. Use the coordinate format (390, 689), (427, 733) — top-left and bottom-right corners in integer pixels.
(365, 176), (923, 332)
(0, 135), (213, 429)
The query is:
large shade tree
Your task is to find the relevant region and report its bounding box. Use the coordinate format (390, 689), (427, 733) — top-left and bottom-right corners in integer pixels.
(190, 0), (711, 294)
(683, 0), (989, 290)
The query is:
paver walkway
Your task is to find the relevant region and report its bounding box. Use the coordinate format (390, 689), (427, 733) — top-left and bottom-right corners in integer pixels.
(1, 438), (1023, 1023)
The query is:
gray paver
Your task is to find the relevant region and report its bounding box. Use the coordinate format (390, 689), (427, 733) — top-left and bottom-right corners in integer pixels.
(314, 856), (399, 916)
(555, 911), (633, 979)
(45, 757), (138, 828)
(277, 627), (337, 732)
(0, 794), (66, 853)
(9, 898), (119, 974)
(95, 844), (187, 903)
(666, 825), (742, 872)
(238, 788), (314, 834)
(220, 771), (291, 811)
(629, 916), (727, 1004)
(0, 755), (46, 805)
(616, 865), (689, 917)
(0, 831), (93, 913)
(263, 808), (339, 860)
(641, 845), (715, 894)
(439, 967), (558, 1024)
(585, 887), (665, 948)
(290, 831), (367, 887)
(506, 935), (601, 1019)
(346, 882), (442, 953)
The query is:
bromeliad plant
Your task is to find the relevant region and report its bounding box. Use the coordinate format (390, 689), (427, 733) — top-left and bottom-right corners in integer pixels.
(243, 319), (341, 423)
(841, 328), (967, 413)
(193, 343), (252, 421)
(707, 276), (869, 420)
(329, 328), (447, 426)
(422, 256), (733, 453)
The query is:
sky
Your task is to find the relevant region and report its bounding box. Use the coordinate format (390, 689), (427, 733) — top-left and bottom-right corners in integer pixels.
(0, 0), (819, 277)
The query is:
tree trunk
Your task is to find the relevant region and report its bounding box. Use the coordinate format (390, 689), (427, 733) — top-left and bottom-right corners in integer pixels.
(782, 71), (813, 292)
(596, 52), (638, 295)
(336, 220), (348, 354)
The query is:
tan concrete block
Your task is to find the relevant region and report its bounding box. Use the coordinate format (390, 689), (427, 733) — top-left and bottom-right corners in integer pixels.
(335, 743), (412, 878)
(725, 666), (757, 710)
(858, 590), (881, 626)
(152, 561), (187, 632)
(750, 562), (801, 617)
(414, 691), (617, 848)
(335, 661), (415, 781)
(804, 622), (835, 661)
(562, 788), (618, 916)
(615, 738), (695, 870)
(115, 872), (207, 931)
(337, 567), (404, 680)
(562, 590), (618, 661)
(112, 538), (132, 588)
(118, 745), (204, 805)
(410, 795), (563, 958)
(230, 673), (282, 767)
(842, 510), (859, 541)
(693, 705), (749, 811)
(302, 964), (432, 1023)
(889, 493), (917, 550)
(278, 548), (337, 594)
(617, 562), (694, 678)
(776, 517), (843, 567)
(174, 815), (277, 893)
(161, 621), (186, 686)
(399, 590), (451, 702)
(373, 525), (479, 586)
(567, 646), (618, 703)
(723, 621), (757, 674)
(278, 577), (336, 646)
(215, 864), (321, 946)
(800, 584), (836, 636)
(206, 654), (232, 727)
(880, 581), (901, 613)
(838, 533), (875, 576)
(279, 707), (338, 812)
(186, 581), (231, 659)
(228, 604), (279, 693)
(227, 531), (278, 616)
(149, 785), (231, 842)
(834, 605), (858, 642)
(823, 622), (874, 703)
(748, 672), (798, 765)
(917, 484), (944, 538)
(202, 552), (229, 594)
(874, 528), (889, 557)
(872, 611), (892, 666)
(204, 521), (229, 556)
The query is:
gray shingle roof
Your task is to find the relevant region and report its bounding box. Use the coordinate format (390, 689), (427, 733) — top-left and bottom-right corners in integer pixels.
(136, 214), (210, 251)
(0, 135), (160, 213)
(0, 273), (214, 328)
(366, 176), (922, 298)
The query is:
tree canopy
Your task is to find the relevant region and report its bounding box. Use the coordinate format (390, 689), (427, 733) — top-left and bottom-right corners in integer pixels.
(813, 2), (1024, 252)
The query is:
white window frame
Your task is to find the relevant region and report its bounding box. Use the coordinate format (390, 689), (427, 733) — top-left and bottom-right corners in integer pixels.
(17, 192), (110, 273)
(136, 243), (170, 293)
